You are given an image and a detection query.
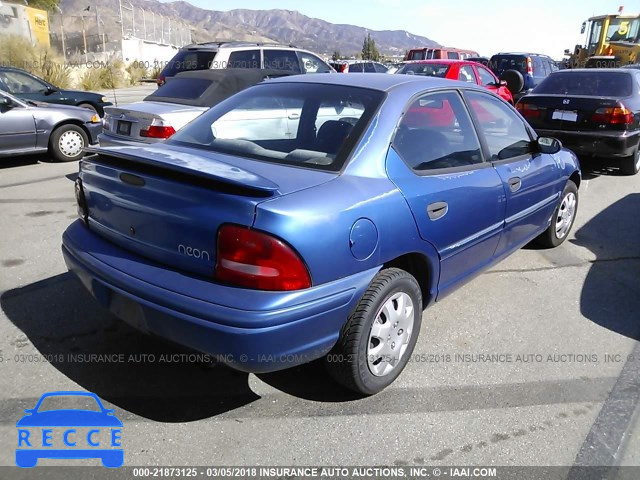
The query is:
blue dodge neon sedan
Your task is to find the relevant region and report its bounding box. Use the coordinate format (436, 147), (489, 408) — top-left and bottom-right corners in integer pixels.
(62, 74), (580, 394)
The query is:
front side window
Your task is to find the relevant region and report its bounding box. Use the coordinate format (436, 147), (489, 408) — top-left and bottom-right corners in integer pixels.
(465, 91), (532, 161)
(168, 83), (384, 171)
(298, 52), (332, 73)
(476, 66), (497, 86)
(0, 71), (47, 94)
(227, 50), (260, 69)
(393, 90), (483, 171)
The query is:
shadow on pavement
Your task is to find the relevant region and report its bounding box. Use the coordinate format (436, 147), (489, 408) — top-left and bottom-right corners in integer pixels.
(0, 155), (47, 169)
(571, 193), (640, 340)
(1, 273), (262, 422)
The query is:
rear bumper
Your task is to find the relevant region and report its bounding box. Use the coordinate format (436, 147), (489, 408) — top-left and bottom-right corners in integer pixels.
(61, 220), (377, 373)
(97, 132), (154, 148)
(537, 128), (640, 158)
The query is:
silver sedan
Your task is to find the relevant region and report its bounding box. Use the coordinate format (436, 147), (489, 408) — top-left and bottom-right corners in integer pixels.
(0, 90), (102, 162)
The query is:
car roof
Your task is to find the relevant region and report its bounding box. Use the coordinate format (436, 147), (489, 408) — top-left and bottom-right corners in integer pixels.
(401, 59), (474, 65)
(266, 71), (472, 92)
(180, 41), (298, 51)
(492, 52), (550, 57)
(551, 68), (633, 74)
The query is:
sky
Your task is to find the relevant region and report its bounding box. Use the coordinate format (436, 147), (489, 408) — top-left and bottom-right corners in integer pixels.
(163, 0), (640, 59)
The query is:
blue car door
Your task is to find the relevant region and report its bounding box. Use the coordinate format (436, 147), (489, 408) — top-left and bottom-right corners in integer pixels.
(463, 90), (563, 255)
(386, 90), (507, 297)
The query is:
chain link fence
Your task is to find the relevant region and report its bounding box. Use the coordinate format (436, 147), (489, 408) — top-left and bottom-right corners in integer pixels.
(47, 6), (192, 63)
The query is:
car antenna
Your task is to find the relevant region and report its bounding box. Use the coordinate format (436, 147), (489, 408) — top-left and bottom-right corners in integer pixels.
(107, 64), (118, 107)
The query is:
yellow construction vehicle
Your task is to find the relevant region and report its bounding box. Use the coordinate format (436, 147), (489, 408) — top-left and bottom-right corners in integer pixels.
(565, 13), (640, 68)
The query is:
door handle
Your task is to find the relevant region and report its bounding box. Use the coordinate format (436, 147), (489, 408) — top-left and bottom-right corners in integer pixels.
(288, 113), (300, 120)
(508, 177), (522, 192)
(427, 201), (448, 220)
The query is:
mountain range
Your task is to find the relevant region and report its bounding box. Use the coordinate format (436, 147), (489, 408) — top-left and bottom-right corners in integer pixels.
(58, 0), (439, 56)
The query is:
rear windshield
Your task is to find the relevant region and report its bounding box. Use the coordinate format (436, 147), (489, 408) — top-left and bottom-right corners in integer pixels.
(168, 82), (385, 172)
(148, 77), (212, 100)
(534, 72), (632, 96)
(396, 63), (450, 77)
(489, 55), (527, 74)
(161, 50), (217, 77)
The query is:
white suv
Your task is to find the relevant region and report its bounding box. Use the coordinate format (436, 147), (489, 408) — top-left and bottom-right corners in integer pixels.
(157, 42), (334, 85)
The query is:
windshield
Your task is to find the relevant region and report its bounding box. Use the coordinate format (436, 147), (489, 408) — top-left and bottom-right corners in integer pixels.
(168, 82), (385, 172)
(148, 77), (213, 100)
(489, 55), (527, 75)
(606, 17), (640, 43)
(37, 395), (102, 413)
(533, 72), (632, 96)
(396, 63), (450, 77)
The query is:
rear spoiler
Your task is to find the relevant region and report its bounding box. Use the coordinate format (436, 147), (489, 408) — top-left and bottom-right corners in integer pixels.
(83, 146), (279, 197)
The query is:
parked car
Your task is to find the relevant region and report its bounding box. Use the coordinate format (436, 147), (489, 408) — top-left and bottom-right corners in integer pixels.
(406, 47), (480, 61)
(396, 60), (514, 103)
(0, 67), (112, 116)
(488, 53), (558, 101)
(329, 60), (389, 73)
(99, 69), (294, 147)
(63, 74), (580, 395)
(516, 68), (640, 175)
(0, 89), (101, 162)
(157, 41), (334, 86)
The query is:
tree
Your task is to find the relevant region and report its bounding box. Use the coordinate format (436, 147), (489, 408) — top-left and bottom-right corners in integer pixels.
(26, 0), (60, 11)
(332, 51), (341, 61)
(361, 33), (380, 61)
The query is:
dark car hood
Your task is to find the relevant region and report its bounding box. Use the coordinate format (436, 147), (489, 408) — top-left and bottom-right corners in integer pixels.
(59, 89), (106, 102)
(16, 410), (123, 427)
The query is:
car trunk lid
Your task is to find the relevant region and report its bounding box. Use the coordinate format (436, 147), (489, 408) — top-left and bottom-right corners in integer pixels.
(517, 94), (631, 132)
(79, 144), (336, 277)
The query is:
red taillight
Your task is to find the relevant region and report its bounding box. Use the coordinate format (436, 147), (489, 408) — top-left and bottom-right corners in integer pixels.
(140, 119), (176, 139)
(591, 104), (633, 125)
(516, 102), (541, 118)
(526, 56), (533, 75)
(157, 75), (165, 86)
(215, 224), (311, 291)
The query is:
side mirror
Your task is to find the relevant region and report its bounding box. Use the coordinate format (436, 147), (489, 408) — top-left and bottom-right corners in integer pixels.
(44, 85), (57, 96)
(580, 22), (586, 34)
(499, 80), (508, 87)
(537, 136), (562, 154)
(0, 96), (13, 108)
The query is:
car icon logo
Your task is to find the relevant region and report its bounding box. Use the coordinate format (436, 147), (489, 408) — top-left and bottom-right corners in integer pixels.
(15, 391), (123, 468)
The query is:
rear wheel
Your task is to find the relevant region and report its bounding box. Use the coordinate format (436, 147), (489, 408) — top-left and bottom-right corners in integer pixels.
(325, 268), (422, 395)
(535, 180), (578, 248)
(620, 144), (640, 176)
(49, 124), (88, 162)
(500, 69), (524, 96)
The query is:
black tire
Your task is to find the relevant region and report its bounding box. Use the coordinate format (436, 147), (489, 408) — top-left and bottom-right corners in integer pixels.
(620, 144), (640, 176)
(77, 102), (98, 114)
(535, 180), (578, 248)
(325, 268), (422, 395)
(500, 69), (525, 95)
(49, 124), (88, 162)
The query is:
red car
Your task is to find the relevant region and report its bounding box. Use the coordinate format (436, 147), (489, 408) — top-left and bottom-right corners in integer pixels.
(396, 60), (514, 104)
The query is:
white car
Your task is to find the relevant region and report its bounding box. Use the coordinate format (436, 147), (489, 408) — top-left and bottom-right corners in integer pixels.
(99, 69), (292, 147)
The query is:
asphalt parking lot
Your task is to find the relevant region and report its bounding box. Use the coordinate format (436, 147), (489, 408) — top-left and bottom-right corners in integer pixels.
(1, 134), (639, 470)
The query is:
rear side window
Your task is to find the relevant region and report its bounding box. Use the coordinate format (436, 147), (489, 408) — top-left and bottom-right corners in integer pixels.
(349, 63), (364, 72)
(264, 50), (301, 73)
(534, 72), (632, 96)
(227, 50), (260, 69)
(161, 50), (217, 77)
(393, 91), (483, 171)
(363, 63), (376, 73)
(447, 52), (460, 59)
(374, 63), (388, 73)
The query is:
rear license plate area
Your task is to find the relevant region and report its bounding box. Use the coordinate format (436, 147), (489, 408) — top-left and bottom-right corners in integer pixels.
(117, 121), (132, 136)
